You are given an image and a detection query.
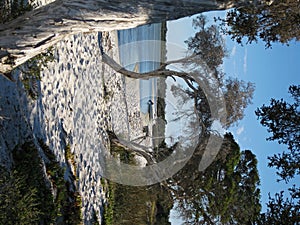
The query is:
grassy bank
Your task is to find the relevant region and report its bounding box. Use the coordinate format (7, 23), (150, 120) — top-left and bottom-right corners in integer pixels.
(102, 178), (173, 225)
(101, 134), (173, 225)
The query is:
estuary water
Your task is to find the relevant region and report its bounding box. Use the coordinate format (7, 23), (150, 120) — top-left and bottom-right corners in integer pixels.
(117, 23), (163, 114)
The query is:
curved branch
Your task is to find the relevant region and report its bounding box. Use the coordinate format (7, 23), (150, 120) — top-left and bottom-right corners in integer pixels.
(101, 53), (194, 81)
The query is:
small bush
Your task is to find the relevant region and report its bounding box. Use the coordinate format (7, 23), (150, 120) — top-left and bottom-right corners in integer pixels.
(102, 180), (115, 225)
(21, 48), (55, 100)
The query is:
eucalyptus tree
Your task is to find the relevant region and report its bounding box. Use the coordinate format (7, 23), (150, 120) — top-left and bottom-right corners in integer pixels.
(104, 15), (254, 167)
(1, 0), (299, 73)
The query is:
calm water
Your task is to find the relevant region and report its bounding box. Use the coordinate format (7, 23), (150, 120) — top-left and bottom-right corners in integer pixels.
(117, 23), (163, 114)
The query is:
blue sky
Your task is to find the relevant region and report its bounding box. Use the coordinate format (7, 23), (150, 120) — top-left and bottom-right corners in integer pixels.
(224, 33), (300, 210)
(167, 11), (300, 222)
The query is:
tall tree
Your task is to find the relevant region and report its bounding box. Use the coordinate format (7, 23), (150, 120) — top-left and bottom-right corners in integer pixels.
(103, 14), (254, 129)
(0, 0), (299, 73)
(105, 16), (254, 170)
(255, 85), (300, 182)
(172, 133), (261, 224)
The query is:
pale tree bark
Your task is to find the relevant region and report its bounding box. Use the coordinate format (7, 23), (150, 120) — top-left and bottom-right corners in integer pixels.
(0, 0), (238, 74)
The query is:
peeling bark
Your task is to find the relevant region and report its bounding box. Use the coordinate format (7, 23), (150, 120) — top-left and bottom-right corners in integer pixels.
(0, 0), (238, 74)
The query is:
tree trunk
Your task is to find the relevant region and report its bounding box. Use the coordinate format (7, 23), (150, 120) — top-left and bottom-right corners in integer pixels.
(0, 0), (237, 74)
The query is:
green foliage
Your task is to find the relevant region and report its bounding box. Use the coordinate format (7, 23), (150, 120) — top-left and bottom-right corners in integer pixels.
(218, 0), (300, 48)
(21, 48), (55, 100)
(108, 133), (136, 164)
(154, 186), (173, 225)
(65, 143), (77, 174)
(102, 177), (173, 225)
(0, 142), (56, 225)
(13, 141), (57, 223)
(111, 144), (135, 164)
(255, 85), (300, 224)
(257, 187), (300, 225)
(255, 85), (300, 182)
(38, 139), (82, 224)
(255, 85), (300, 222)
(102, 179), (115, 225)
(174, 133), (261, 224)
(0, 0), (32, 24)
(185, 15), (227, 74)
(0, 168), (41, 225)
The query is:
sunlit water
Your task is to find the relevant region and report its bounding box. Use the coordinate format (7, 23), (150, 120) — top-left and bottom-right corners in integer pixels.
(117, 23), (162, 114)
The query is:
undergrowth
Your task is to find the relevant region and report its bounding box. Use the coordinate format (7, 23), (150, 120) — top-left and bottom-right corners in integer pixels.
(0, 0), (32, 24)
(0, 139), (83, 224)
(21, 48), (55, 100)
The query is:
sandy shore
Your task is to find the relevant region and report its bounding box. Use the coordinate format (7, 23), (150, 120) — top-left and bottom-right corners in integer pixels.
(0, 1), (149, 223)
(36, 30), (145, 223)
(0, 30), (145, 225)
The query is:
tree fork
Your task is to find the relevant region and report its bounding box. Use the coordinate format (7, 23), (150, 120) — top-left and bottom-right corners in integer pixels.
(0, 0), (237, 74)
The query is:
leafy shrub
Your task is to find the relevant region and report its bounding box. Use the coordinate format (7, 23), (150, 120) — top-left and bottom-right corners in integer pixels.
(21, 48), (55, 100)
(0, 141), (56, 225)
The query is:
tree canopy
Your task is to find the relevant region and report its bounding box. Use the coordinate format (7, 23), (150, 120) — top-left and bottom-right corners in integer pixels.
(255, 85), (300, 182)
(255, 85), (300, 224)
(257, 187), (300, 225)
(218, 0), (300, 48)
(171, 133), (261, 224)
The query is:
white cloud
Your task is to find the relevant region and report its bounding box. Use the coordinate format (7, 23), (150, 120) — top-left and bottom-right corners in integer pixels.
(236, 126), (244, 136)
(243, 48), (248, 75)
(231, 45), (237, 57)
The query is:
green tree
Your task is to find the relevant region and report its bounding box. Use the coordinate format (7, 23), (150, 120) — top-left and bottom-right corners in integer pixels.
(257, 187), (300, 225)
(0, 169), (41, 225)
(255, 85), (300, 182)
(0, 142), (56, 225)
(233, 150), (261, 224)
(255, 85), (300, 224)
(173, 133), (261, 224)
(218, 0), (300, 48)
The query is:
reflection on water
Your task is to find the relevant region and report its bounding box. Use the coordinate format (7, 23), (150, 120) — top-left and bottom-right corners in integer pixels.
(118, 23), (162, 115)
